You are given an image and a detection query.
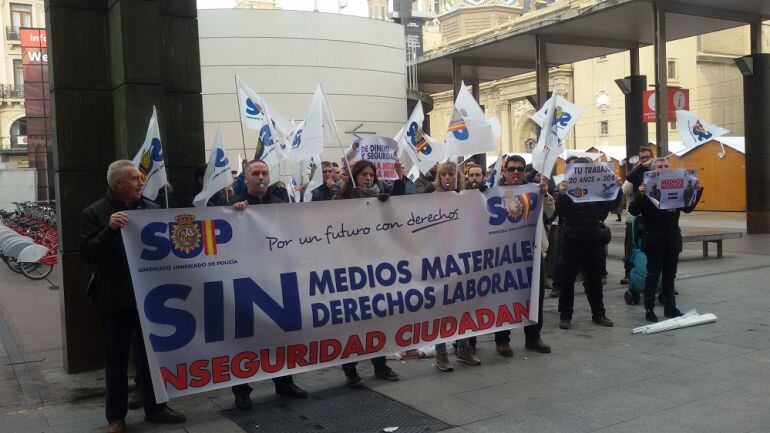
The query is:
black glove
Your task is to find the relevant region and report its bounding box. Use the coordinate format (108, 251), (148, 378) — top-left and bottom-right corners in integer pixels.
(377, 193), (390, 202)
(478, 184), (488, 193)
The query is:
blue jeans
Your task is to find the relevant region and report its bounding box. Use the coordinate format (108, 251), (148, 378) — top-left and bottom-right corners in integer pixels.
(436, 339), (470, 353)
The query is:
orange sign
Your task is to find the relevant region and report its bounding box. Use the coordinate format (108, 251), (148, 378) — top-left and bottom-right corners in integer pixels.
(20, 28), (47, 48)
(642, 88), (689, 122)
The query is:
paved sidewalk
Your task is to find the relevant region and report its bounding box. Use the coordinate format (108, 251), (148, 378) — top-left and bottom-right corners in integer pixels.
(1, 211), (769, 433)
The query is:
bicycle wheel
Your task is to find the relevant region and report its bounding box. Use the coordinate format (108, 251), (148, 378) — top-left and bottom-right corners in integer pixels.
(20, 262), (52, 280)
(3, 255), (23, 274)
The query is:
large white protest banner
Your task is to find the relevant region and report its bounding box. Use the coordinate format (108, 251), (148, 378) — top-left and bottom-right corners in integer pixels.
(121, 185), (543, 402)
(564, 162), (619, 203)
(643, 169), (699, 210)
(347, 136), (399, 181)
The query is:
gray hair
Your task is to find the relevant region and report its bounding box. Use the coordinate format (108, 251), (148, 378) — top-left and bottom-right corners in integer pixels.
(653, 156), (669, 165)
(107, 160), (135, 189)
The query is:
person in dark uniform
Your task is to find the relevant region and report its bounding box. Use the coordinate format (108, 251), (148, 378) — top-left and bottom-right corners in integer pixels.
(229, 159), (308, 409)
(556, 157), (622, 330)
(620, 145), (655, 285)
(494, 155), (553, 355)
(628, 157), (703, 322)
(80, 160), (185, 433)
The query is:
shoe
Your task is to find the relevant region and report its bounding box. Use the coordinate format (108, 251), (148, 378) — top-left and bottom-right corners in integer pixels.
(374, 368), (399, 381)
(345, 370), (363, 387)
(234, 391), (252, 410)
(145, 406), (185, 424)
(592, 315), (614, 327)
(664, 306), (683, 318)
(496, 343), (514, 357)
(435, 351), (453, 371)
(620, 277), (629, 285)
(645, 309), (658, 323)
(106, 419), (126, 433)
(128, 389), (143, 410)
(559, 319), (571, 329)
(456, 347), (481, 365)
(549, 287), (560, 298)
(525, 339), (552, 353)
(276, 383), (308, 399)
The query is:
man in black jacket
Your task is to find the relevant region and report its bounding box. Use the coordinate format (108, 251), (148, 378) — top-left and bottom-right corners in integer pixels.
(229, 159), (308, 409)
(556, 158), (622, 330)
(311, 161), (339, 201)
(80, 160), (185, 433)
(629, 157), (703, 322)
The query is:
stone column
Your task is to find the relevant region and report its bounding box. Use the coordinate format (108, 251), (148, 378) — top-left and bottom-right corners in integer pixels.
(47, 0), (204, 372)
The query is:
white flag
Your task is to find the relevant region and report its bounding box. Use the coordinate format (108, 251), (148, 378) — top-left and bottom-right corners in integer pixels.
(193, 127), (232, 208)
(529, 95), (585, 141)
(235, 75), (292, 161)
(676, 110), (729, 150)
(290, 82), (341, 160)
(303, 156), (323, 203)
(132, 106), (167, 201)
(398, 101), (445, 175)
(531, 93), (561, 178)
(486, 152), (506, 188)
(444, 82), (497, 157)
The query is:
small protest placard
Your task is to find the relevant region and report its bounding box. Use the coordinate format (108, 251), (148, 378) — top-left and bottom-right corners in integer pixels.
(564, 162), (619, 202)
(643, 169), (698, 210)
(346, 136), (399, 180)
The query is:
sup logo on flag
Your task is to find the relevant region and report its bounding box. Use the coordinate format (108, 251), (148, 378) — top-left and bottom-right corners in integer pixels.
(140, 215), (233, 260)
(691, 121), (712, 141)
(255, 123), (275, 159)
(406, 121), (433, 155)
(138, 138), (163, 182)
(245, 98), (265, 119)
(214, 148), (229, 168)
(448, 108), (470, 140)
(554, 106), (571, 127)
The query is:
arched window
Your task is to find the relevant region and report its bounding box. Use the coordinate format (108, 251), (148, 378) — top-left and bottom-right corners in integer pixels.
(10, 117), (27, 147)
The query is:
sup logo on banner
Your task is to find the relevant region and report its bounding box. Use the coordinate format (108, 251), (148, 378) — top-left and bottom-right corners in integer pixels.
(486, 192), (539, 226)
(141, 214), (233, 260)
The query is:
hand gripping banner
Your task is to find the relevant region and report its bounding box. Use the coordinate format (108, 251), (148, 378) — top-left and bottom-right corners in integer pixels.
(121, 185), (543, 402)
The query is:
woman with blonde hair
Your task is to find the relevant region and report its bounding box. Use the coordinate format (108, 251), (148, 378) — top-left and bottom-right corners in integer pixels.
(423, 161), (466, 193)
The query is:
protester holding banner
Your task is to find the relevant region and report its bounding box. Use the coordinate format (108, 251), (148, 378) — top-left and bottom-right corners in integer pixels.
(556, 157), (622, 330)
(492, 155), (553, 354)
(311, 161), (339, 201)
(418, 162), (480, 371)
(628, 157), (703, 323)
(466, 163), (486, 190)
(333, 159), (401, 385)
(621, 145), (655, 285)
(80, 160), (185, 433)
(423, 161), (465, 193)
(229, 159), (309, 408)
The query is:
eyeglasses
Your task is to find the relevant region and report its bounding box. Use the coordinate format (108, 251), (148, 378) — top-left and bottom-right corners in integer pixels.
(506, 166), (525, 172)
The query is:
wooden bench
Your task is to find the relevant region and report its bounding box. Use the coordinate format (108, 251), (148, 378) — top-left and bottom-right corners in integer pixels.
(681, 231), (743, 258)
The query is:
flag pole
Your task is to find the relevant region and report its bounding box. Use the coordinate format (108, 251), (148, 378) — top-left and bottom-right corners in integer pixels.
(164, 184), (169, 209)
(234, 75), (248, 159)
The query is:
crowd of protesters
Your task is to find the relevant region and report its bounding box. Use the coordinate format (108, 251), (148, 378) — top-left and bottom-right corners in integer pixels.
(81, 144), (702, 433)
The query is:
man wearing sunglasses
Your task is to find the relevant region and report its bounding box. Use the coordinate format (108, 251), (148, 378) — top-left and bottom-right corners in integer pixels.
(494, 155), (553, 356)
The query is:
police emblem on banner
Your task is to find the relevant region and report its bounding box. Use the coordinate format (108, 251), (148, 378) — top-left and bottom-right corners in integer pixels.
(170, 214), (203, 257)
(503, 192), (533, 221)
